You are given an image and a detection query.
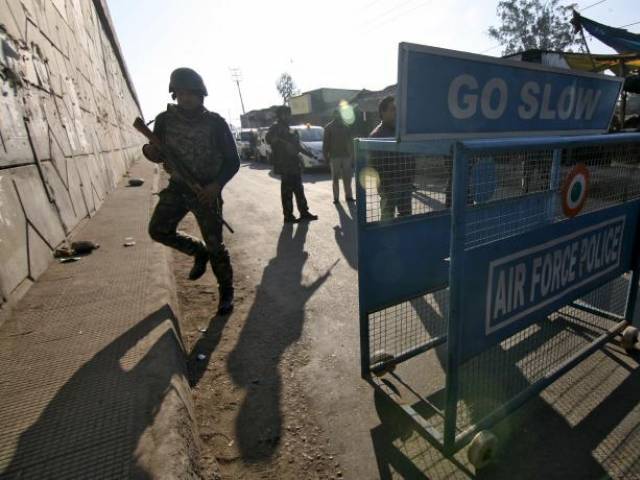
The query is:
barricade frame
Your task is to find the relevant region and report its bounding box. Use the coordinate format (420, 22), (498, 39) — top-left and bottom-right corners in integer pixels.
(356, 132), (640, 461)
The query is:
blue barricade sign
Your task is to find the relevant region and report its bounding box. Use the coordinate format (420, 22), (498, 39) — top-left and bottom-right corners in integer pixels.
(397, 43), (623, 141)
(458, 200), (640, 362)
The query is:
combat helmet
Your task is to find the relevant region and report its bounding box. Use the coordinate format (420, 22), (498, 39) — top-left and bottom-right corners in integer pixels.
(169, 68), (208, 96)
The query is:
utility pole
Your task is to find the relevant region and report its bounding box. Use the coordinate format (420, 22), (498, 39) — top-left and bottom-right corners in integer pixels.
(230, 67), (246, 115)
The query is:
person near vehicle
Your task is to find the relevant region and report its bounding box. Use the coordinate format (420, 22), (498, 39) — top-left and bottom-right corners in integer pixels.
(143, 67), (239, 315)
(369, 96), (414, 220)
(323, 109), (354, 204)
(248, 130), (258, 160)
(266, 106), (319, 223)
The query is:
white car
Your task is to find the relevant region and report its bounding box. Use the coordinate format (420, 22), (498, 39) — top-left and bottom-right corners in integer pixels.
(236, 129), (258, 161)
(291, 125), (326, 170)
(256, 127), (271, 163)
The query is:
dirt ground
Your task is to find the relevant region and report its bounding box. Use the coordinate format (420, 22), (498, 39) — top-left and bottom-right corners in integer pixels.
(167, 163), (640, 480)
(172, 213), (342, 480)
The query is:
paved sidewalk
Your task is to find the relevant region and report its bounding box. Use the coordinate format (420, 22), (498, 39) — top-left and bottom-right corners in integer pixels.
(0, 159), (201, 479)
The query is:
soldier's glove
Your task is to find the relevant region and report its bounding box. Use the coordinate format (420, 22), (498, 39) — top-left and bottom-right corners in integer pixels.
(142, 144), (162, 163)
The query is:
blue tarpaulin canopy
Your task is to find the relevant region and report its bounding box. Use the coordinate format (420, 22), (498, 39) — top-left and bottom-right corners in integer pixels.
(572, 12), (640, 54)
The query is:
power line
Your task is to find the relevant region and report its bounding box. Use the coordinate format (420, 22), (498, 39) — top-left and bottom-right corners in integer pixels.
(359, 0), (416, 30)
(364, 0), (433, 33)
(482, 12), (638, 55)
(577, 0), (608, 12)
(479, 44), (501, 54)
(619, 20), (640, 29)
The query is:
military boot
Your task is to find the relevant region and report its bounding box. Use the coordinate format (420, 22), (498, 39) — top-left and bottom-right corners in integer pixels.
(218, 286), (234, 315)
(189, 247), (209, 280)
(299, 211), (318, 221)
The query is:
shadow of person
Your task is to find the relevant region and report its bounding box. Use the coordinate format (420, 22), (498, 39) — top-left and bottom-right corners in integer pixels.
(227, 222), (334, 462)
(187, 312), (232, 387)
(267, 169), (331, 182)
(1, 305), (186, 479)
(334, 202), (357, 269)
(410, 291), (449, 367)
(302, 171), (331, 184)
(246, 161), (271, 171)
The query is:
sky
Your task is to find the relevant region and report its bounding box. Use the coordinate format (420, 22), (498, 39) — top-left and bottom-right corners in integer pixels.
(107, 0), (638, 127)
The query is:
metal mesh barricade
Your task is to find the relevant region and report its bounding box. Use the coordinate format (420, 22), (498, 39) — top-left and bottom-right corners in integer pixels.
(455, 273), (630, 434)
(369, 288), (449, 371)
(356, 133), (640, 465)
(361, 150), (452, 223)
(465, 142), (640, 249)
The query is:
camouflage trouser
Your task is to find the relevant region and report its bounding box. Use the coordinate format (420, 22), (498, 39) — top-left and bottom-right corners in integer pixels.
(148, 183), (233, 290)
(281, 173), (309, 217)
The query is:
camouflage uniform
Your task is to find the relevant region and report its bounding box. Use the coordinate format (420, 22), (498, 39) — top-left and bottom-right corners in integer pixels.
(266, 121), (311, 218)
(147, 104), (239, 295)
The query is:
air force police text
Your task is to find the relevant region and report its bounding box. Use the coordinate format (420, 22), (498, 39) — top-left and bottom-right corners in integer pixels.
(486, 217), (625, 334)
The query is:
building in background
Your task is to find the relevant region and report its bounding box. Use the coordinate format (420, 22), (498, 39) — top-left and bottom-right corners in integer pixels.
(348, 84), (397, 133)
(289, 88), (360, 126)
(240, 105), (280, 128)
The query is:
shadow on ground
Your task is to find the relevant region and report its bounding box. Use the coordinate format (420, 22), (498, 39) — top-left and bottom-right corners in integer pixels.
(334, 202), (357, 269)
(226, 222), (334, 462)
(1, 305), (186, 479)
(265, 168), (331, 183)
(187, 311), (232, 388)
(370, 339), (640, 479)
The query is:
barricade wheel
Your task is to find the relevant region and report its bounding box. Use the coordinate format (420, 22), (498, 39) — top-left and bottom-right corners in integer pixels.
(621, 326), (639, 352)
(371, 351), (395, 377)
(467, 430), (497, 469)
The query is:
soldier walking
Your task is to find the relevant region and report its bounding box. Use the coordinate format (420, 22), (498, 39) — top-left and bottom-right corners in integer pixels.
(143, 68), (239, 315)
(266, 106), (318, 223)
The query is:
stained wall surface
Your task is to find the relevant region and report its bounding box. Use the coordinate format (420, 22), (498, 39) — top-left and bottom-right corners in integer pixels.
(0, 0), (143, 305)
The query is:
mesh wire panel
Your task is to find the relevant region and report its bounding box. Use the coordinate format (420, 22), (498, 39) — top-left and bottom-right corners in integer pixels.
(362, 151), (452, 223)
(456, 142), (638, 432)
(369, 288), (449, 369)
(455, 273), (629, 433)
(567, 143), (640, 212)
(465, 142), (640, 249)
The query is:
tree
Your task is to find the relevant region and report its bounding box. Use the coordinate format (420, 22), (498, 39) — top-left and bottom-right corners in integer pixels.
(488, 0), (581, 56)
(276, 72), (300, 104)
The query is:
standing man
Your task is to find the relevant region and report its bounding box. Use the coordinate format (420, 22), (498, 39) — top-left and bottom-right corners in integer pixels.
(323, 109), (354, 204)
(369, 96), (414, 220)
(266, 106), (318, 223)
(143, 67), (239, 315)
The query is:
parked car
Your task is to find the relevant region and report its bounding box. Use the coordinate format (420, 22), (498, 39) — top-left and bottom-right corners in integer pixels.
(236, 129), (258, 161)
(291, 124), (326, 170)
(256, 127), (271, 163)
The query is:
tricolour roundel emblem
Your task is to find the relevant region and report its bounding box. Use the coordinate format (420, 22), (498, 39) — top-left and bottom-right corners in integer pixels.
(561, 164), (590, 218)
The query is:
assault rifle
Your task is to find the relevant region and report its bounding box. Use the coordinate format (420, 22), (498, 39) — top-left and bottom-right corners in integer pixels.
(133, 117), (234, 234)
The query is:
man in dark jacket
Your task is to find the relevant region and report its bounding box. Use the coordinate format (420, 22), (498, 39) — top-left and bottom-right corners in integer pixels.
(266, 106), (318, 223)
(323, 109), (354, 204)
(369, 96), (414, 220)
(143, 67), (239, 315)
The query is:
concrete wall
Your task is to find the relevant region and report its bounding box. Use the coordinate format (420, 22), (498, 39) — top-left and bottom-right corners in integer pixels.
(0, 0), (143, 306)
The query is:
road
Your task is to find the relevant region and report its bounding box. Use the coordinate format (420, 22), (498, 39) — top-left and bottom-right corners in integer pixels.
(178, 160), (640, 480)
